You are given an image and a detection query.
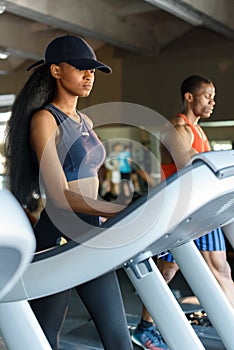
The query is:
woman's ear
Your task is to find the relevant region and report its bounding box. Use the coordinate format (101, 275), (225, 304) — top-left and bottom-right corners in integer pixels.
(184, 92), (193, 103)
(50, 64), (61, 79)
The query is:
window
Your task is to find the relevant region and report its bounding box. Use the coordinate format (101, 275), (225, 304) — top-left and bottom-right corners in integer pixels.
(210, 140), (232, 151)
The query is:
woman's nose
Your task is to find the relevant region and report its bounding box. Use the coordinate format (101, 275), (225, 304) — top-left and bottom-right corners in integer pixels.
(84, 70), (94, 78)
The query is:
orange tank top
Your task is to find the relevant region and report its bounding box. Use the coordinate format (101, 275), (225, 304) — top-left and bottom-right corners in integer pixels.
(161, 114), (210, 179)
(178, 114), (210, 153)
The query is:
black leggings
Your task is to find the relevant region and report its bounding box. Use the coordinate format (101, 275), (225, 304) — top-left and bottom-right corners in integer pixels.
(31, 207), (133, 350)
(31, 272), (133, 350)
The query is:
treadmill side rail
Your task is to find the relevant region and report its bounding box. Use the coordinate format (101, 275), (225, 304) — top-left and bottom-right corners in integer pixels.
(191, 150), (234, 178)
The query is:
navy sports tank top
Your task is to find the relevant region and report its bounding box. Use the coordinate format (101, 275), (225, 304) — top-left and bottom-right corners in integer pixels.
(44, 104), (106, 181)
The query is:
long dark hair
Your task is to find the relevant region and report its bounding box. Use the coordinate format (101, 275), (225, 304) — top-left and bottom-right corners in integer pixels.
(4, 64), (56, 210)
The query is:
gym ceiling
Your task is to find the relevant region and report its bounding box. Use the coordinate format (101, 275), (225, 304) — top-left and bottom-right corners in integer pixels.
(0, 0), (233, 76)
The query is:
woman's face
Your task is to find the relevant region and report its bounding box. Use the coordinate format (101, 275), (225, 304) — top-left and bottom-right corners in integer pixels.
(52, 62), (95, 97)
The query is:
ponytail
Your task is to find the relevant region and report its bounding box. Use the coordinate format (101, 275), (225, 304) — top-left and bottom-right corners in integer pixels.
(4, 64), (56, 209)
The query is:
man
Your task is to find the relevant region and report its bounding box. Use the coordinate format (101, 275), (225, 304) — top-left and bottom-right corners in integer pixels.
(132, 75), (234, 350)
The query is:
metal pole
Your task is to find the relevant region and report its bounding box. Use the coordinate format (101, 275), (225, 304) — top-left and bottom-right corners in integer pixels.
(0, 300), (52, 350)
(171, 241), (234, 350)
(124, 252), (205, 350)
(223, 221), (234, 250)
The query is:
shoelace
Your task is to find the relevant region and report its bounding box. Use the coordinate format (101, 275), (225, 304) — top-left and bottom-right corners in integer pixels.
(142, 327), (165, 346)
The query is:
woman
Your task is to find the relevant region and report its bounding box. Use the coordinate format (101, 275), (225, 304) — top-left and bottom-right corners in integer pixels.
(4, 35), (133, 350)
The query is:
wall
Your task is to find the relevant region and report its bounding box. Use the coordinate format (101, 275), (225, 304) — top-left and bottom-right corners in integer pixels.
(122, 42), (234, 123)
(1, 39), (234, 146)
(0, 46), (123, 108)
(202, 126), (234, 143)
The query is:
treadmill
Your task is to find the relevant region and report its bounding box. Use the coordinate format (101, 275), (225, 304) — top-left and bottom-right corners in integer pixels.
(0, 150), (234, 350)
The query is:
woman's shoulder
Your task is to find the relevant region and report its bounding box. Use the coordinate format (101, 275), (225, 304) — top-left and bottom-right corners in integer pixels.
(32, 108), (56, 120)
(30, 108), (58, 129)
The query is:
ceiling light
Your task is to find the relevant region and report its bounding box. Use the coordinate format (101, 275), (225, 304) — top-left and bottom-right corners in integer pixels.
(0, 50), (9, 59)
(0, 111), (11, 123)
(0, 94), (15, 107)
(144, 0), (203, 26)
(0, 2), (6, 14)
(200, 120), (234, 127)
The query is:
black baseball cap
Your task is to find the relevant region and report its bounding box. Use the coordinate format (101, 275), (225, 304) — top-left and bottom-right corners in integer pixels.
(27, 34), (112, 73)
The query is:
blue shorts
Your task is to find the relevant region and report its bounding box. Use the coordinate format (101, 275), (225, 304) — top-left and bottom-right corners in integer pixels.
(160, 227), (226, 263)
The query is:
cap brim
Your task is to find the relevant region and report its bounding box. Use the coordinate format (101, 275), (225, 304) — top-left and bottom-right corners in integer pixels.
(67, 58), (112, 74)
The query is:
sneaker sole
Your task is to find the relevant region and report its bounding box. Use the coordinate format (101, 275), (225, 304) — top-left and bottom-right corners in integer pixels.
(131, 335), (162, 350)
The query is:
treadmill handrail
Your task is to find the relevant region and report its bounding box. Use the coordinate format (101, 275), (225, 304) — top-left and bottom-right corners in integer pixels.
(2, 150), (234, 302)
(31, 150), (234, 263)
(32, 160), (200, 262)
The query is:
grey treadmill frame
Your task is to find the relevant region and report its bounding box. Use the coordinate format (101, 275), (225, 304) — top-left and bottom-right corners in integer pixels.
(1, 150), (234, 350)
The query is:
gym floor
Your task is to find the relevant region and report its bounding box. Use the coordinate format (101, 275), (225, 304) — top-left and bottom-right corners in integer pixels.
(59, 267), (228, 350)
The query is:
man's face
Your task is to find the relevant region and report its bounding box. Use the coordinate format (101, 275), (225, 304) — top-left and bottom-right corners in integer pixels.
(190, 83), (216, 119)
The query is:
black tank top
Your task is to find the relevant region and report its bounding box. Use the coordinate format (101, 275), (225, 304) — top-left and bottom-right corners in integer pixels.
(44, 104), (106, 181)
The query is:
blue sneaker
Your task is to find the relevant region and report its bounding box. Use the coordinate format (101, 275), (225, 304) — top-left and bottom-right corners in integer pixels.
(131, 325), (169, 350)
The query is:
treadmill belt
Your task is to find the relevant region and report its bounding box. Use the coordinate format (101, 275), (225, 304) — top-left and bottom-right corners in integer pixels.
(60, 315), (226, 350)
